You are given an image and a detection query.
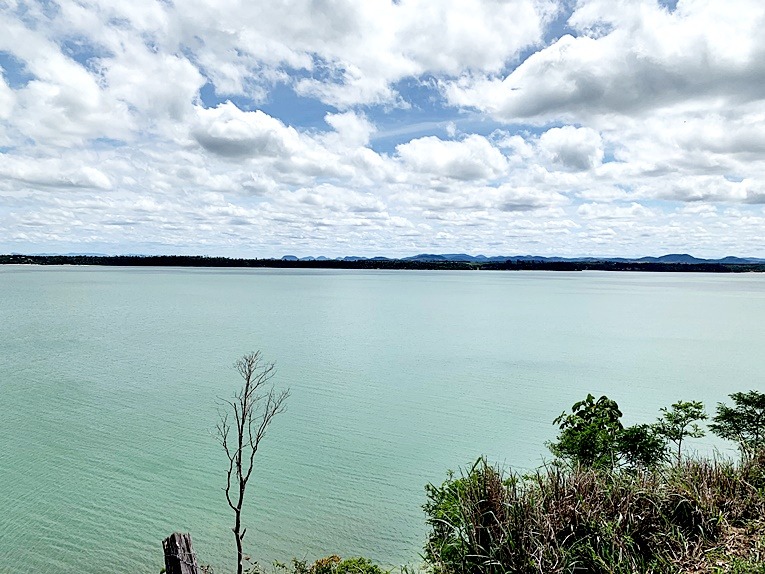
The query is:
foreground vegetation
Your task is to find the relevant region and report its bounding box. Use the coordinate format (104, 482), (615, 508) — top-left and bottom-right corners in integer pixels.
(424, 392), (765, 574)
(424, 455), (765, 573)
(175, 386), (765, 574)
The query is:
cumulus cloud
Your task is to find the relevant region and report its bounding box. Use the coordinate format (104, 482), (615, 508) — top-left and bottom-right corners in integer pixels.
(396, 135), (508, 181)
(0, 156), (112, 190)
(539, 126), (604, 171)
(2, 0), (765, 258)
(324, 111), (376, 147)
(181, 0), (556, 107)
(578, 202), (654, 220)
(192, 103), (300, 159)
(645, 176), (765, 204)
(0, 73), (15, 120)
(497, 184), (568, 212)
(445, 0), (765, 124)
(103, 47), (205, 122)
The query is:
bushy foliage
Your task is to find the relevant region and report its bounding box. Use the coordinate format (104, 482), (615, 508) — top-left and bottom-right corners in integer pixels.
(616, 423), (668, 470)
(549, 394), (667, 470)
(710, 391), (765, 460)
(258, 556), (386, 574)
(309, 556), (385, 574)
(306, 555), (341, 574)
(656, 400), (707, 463)
(423, 457), (765, 574)
(550, 394), (624, 469)
(423, 458), (518, 574)
(424, 392), (765, 574)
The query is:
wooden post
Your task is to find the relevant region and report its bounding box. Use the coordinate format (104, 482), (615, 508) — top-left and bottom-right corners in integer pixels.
(163, 532), (199, 574)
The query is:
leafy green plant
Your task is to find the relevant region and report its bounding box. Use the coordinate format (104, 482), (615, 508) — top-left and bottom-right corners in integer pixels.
(549, 394), (624, 469)
(309, 555), (341, 574)
(655, 400), (707, 463)
(617, 423), (668, 470)
(334, 557), (386, 574)
(423, 458), (518, 574)
(306, 556), (385, 574)
(549, 394), (667, 470)
(710, 391), (765, 460)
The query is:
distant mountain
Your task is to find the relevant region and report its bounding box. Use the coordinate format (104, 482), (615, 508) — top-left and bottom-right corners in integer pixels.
(279, 253), (765, 265)
(21, 251), (111, 257)
(635, 254), (705, 264)
(402, 253), (448, 261)
(396, 253), (765, 265)
(717, 256), (765, 264)
(440, 253), (484, 262)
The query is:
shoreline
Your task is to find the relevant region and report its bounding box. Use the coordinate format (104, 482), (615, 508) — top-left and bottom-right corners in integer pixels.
(3, 254), (765, 273)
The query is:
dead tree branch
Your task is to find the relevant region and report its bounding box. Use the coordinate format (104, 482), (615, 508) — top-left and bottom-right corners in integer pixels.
(215, 351), (290, 574)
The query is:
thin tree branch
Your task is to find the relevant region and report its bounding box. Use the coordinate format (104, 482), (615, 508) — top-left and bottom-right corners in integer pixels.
(214, 351), (289, 574)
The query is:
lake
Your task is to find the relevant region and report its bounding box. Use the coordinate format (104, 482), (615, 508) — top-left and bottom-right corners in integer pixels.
(1, 267), (763, 573)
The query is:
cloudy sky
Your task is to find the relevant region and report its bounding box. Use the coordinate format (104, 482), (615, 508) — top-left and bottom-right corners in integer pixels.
(1, 0), (765, 258)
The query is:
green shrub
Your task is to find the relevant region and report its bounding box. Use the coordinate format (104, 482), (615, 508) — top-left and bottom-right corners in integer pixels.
(307, 556), (385, 574)
(334, 557), (386, 574)
(655, 400), (707, 464)
(549, 394), (667, 471)
(549, 394), (624, 469)
(710, 391), (765, 460)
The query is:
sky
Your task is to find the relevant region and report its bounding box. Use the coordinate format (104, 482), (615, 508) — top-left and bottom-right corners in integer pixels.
(1, 0), (765, 258)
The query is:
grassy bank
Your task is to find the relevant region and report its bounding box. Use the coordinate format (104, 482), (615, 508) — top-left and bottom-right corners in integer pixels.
(423, 391), (765, 574)
(424, 454), (765, 574)
(238, 453), (765, 574)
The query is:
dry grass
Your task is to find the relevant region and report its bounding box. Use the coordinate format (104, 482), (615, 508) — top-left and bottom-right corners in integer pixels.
(424, 453), (765, 574)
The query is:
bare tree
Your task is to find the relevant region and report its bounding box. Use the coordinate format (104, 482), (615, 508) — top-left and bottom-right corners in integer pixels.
(216, 351), (290, 574)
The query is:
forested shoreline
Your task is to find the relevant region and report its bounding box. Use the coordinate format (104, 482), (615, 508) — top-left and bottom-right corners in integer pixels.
(4, 254), (765, 273)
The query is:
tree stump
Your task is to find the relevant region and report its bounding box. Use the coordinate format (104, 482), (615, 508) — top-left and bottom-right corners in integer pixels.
(163, 532), (199, 574)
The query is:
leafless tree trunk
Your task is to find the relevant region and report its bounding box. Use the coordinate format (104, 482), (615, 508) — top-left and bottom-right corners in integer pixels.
(216, 351), (290, 574)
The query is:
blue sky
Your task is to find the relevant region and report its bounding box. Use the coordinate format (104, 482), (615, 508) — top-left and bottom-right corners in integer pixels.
(1, 0), (765, 258)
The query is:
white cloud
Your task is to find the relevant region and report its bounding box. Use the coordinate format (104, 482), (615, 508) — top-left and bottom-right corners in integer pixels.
(643, 176), (765, 204)
(578, 202), (654, 220)
(0, 21), (133, 145)
(324, 111), (376, 147)
(444, 0), (765, 123)
(539, 126), (604, 171)
(176, 0), (556, 107)
(103, 45), (205, 123)
(394, 0), (559, 75)
(192, 102), (300, 159)
(0, 74), (15, 120)
(0, 156), (112, 190)
(2, 0), (765, 258)
(396, 135), (508, 181)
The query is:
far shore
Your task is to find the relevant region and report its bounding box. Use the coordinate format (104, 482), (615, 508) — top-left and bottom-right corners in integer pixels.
(3, 254), (765, 273)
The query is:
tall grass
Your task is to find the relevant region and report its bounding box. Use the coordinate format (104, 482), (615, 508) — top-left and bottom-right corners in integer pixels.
(424, 453), (765, 574)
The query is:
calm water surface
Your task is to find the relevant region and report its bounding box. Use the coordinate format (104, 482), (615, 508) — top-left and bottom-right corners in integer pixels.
(1, 267), (764, 573)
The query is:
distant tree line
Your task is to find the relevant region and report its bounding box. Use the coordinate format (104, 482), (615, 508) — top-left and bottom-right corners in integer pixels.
(4, 254), (765, 272)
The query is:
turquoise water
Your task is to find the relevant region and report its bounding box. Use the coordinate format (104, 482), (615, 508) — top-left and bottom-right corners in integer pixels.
(1, 267), (764, 573)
